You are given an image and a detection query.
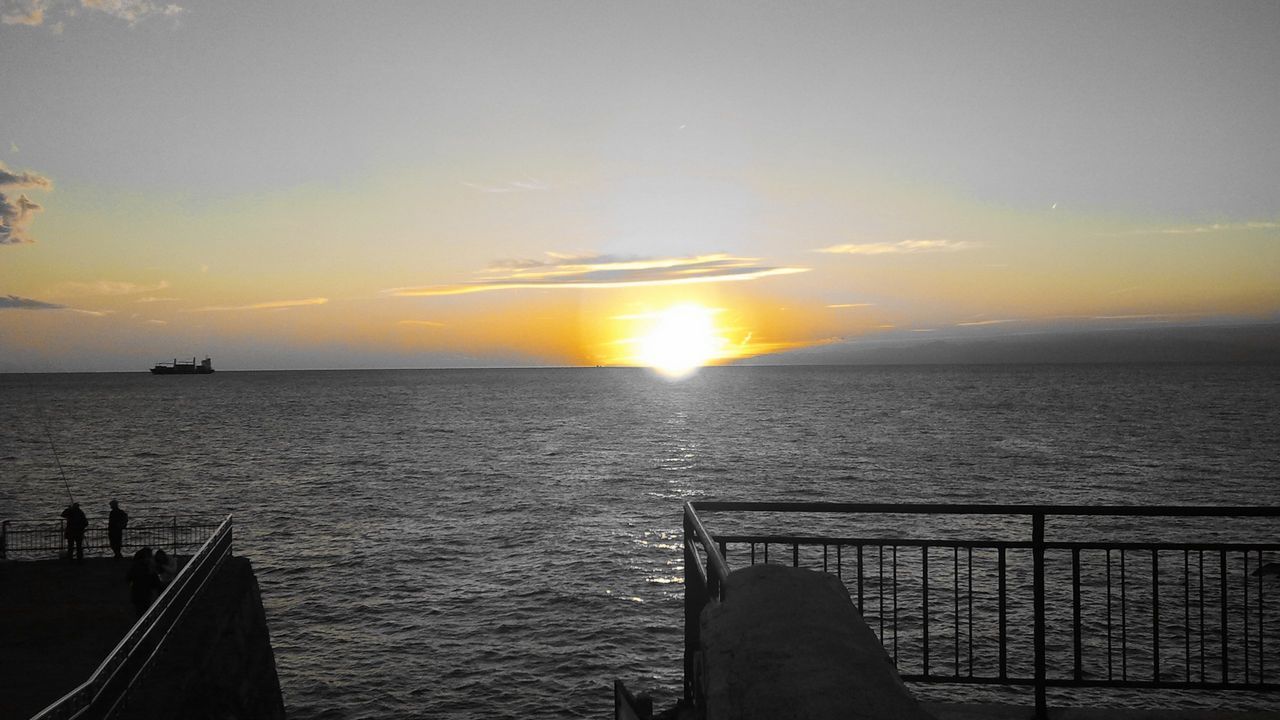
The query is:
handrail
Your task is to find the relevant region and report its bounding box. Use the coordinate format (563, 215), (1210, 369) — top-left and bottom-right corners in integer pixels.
(682, 502), (1280, 719)
(691, 501), (1280, 517)
(683, 502), (731, 591)
(30, 514), (234, 720)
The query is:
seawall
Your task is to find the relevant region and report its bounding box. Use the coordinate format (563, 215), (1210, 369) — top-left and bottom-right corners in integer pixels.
(115, 555), (285, 720)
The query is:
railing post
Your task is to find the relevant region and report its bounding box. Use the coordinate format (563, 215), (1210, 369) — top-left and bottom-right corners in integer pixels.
(1033, 512), (1047, 720)
(683, 508), (701, 706)
(1, 520), (7, 560)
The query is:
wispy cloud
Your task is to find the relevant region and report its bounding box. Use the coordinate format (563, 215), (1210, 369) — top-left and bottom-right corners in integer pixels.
(0, 294), (65, 310)
(956, 319), (1020, 327)
(2, 0), (182, 28)
(189, 297), (329, 312)
(398, 319), (446, 327)
(1089, 313), (1187, 321)
(815, 239), (978, 255)
(1118, 221), (1280, 236)
(0, 161), (51, 245)
(462, 178), (550, 194)
(827, 303), (874, 309)
(52, 279), (170, 296)
(1146, 221), (1274, 235)
(387, 253), (809, 297)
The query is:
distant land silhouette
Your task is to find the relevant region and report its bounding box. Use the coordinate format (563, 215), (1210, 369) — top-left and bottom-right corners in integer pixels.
(754, 322), (1280, 366)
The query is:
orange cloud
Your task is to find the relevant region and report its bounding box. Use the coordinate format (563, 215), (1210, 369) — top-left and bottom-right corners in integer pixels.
(189, 297), (329, 312)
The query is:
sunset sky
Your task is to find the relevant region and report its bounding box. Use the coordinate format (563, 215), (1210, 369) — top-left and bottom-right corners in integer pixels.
(2, 1), (1277, 371)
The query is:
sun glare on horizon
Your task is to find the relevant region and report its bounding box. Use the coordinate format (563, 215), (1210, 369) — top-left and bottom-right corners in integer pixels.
(633, 303), (726, 380)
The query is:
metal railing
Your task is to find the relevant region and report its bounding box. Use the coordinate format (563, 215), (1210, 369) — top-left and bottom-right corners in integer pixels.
(1, 518), (222, 560)
(684, 502), (1280, 719)
(28, 514), (235, 720)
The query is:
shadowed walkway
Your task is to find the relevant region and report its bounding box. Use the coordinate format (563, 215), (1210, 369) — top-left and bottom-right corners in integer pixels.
(0, 557), (178, 719)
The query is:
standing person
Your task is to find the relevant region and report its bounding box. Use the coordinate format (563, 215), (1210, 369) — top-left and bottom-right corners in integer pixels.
(107, 500), (129, 559)
(60, 502), (88, 563)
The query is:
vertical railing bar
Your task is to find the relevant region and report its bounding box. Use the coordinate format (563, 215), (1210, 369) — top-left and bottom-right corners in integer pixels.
(922, 544), (930, 677)
(892, 544), (899, 665)
(954, 545), (960, 675)
(998, 545), (1007, 681)
(856, 544), (864, 614)
(1221, 549), (1229, 684)
(1107, 548), (1114, 681)
(823, 543), (829, 573)
(836, 543), (843, 581)
(1200, 550), (1206, 682)
(1152, 549), (1161, 682)
(1121, 548), (1128, 681)
(1032, 513), (1047, 720)
(750, 542), (756, 565)
(1244, 551), (1251, 684)
(793, 542), (799, 568)
(967, 546), (974, 677)
(1073, 547), (1083, 682)
(1259, 548), (1265, 684)
(1184, 550), (1191, 683)
(879, 544), (885, 645)
(764, 542), (769, 564)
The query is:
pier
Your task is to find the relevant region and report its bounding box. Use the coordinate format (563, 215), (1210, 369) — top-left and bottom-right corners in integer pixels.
(0, 516), (283, 720)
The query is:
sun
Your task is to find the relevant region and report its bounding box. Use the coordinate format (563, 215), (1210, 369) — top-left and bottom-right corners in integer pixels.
(634, 303), (725, 380)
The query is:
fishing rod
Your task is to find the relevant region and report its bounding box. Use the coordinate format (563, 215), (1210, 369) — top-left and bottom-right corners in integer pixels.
(30, 379), (75, 505)
(43, 418), (75, 505)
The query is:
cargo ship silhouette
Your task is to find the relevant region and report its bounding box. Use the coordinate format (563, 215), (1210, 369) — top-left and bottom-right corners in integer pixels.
(150, 357), (215, 374)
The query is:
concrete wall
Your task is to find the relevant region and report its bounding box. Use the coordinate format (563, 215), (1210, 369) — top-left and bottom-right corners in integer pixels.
(118, 556), (286, 720)
(699, 563), (936, 720)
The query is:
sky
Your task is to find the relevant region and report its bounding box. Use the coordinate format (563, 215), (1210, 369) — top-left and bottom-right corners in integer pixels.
(1, 0), (1277, 371)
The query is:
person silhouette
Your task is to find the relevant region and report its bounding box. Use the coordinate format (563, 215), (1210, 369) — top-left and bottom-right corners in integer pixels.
(127, 547), (161, 617)
(154, 549), (176, 588)
(107, 500), (129, 559)
(60, 502), (88, 563)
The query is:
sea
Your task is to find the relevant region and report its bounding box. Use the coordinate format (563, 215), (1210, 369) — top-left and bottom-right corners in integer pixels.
(2, 364), (1279, 718)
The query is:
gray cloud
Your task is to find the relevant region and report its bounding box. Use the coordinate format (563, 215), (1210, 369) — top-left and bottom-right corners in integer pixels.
(0, 294), (65, 310)
(2, 0), (181, 27)
(81, 0), (182, 25)
(0, 164), (52, 189)
(1, 0), (45, 25)
(0, 162), (51, 245)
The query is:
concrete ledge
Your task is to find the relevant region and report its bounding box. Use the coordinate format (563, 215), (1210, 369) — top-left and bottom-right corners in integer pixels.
(700, 563), (936, 720)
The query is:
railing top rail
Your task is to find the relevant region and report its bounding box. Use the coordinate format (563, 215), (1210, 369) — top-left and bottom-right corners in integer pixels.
(683, 502), (731, 588)
(30, 513), (234, 720)
(690, 501), (1280, 517)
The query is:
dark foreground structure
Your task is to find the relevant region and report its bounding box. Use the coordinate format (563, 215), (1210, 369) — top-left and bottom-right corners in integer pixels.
(0, 517), (283, 720)
(619, 502), (1280, 720)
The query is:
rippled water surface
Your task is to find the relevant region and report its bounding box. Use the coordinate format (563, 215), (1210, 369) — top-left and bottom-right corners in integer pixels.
(3, 365), (1279, 717)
